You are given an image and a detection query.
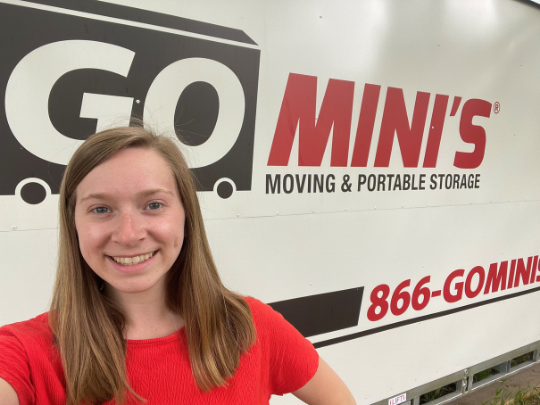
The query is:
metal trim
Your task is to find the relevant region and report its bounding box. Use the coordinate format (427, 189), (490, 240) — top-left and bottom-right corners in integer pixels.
(371, 341), (540, 405)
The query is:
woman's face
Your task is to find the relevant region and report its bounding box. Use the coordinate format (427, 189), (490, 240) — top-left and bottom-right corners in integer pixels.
(74, 148), (185, 296)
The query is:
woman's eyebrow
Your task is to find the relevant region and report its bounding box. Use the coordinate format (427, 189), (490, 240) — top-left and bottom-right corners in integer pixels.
(138, 188), (174, 198)
(79, 189), (174, 203)
(79, 192), (111, 203)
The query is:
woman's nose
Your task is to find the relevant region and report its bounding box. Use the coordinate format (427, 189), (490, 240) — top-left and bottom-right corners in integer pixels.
(112, 211), (146, 246)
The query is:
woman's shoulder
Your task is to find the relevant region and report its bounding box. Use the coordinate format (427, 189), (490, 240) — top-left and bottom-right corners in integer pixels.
(242, 296), (264, 311)
(0, 312), (53, 346)
(0, 314), (65, 405)
(242, 296), (273, 320)
(240, 296), (319, 394)
(241, 296), (292, 334)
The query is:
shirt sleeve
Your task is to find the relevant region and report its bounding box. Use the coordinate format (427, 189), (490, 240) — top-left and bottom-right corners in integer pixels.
(252, 299), (319, 396)
(0, 329), (35, 405)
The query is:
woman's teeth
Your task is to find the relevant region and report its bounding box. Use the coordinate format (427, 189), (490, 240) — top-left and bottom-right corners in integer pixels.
(112, 252), (154, 265)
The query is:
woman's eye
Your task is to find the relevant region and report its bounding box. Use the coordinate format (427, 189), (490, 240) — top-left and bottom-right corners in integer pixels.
(147, 202), (162, 210)
(93, 206), (110, 214)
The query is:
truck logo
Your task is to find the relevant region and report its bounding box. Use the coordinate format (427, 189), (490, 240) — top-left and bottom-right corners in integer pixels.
(0, 0), (260, 203)
(268, 73), (492, 169)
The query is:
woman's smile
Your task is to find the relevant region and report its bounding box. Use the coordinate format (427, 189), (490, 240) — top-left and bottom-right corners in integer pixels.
(106, 250), (160, 275)
(110, 251), (156, 266)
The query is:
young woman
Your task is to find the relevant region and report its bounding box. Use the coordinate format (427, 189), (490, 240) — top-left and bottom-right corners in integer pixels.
(0, 126), (356, 405)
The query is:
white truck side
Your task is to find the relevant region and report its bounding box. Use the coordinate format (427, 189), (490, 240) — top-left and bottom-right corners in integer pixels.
(1, 1), (539, 404)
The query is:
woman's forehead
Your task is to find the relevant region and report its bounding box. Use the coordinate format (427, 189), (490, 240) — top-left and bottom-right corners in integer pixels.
(76, 148), (179, 201)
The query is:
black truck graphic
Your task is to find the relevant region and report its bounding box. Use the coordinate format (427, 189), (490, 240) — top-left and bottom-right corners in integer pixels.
(0, 0), (260, 203)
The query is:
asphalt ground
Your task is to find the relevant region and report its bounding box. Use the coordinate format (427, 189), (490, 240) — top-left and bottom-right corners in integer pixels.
(448, 362), (540, 405)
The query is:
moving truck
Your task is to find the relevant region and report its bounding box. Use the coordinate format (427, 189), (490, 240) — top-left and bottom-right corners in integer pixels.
(1, 0), (540, 403)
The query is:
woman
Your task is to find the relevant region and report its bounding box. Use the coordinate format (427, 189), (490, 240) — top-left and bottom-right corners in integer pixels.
(0, 126), (356, 404)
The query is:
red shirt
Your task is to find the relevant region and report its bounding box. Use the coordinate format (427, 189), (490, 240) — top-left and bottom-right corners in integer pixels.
(0, 298), (319, 405)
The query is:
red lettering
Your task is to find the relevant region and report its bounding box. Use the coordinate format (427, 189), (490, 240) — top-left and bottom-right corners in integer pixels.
(269, 75), (491, 169)
(350, 84), (381, 167)
(390, 279), (411, 316)
(374, 88), (430, 167)
(453, 99), (491, 169)
(267, 73), (354, 166)
(411, 276), (431, 311)
(465, 266), (485, 298)
(484, 261), (508, 294)
(514, 257), (533, 287)
(444, 269), (465, 303)
(423, 94), (449, 168)
(367, 284), (390, 321)
(531, 256), (539, 284)
(508, 260), (517, 288)
(450, 96), (462, 116)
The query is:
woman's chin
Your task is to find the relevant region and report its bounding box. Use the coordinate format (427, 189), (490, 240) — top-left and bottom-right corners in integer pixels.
(104, 277), (165, 297)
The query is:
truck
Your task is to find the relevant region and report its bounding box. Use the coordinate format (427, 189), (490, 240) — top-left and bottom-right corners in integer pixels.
(1, 0), (539, 403)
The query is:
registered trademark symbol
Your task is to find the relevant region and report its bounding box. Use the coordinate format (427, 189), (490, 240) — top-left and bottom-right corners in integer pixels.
(493, 102), (500, 114)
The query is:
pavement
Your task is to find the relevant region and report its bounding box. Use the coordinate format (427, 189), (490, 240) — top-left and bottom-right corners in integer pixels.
(447, 362), (540, 405)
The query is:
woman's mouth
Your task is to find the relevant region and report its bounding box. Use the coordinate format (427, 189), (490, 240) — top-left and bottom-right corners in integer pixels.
(110, 251), (156, 266)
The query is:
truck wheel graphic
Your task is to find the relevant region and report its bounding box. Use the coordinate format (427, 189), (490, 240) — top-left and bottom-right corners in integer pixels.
(214, 178), (236, 199)
(15, 178), (51, 205)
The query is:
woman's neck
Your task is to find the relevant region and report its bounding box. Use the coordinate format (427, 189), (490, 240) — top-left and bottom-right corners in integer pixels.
(105, 280), (185, 340)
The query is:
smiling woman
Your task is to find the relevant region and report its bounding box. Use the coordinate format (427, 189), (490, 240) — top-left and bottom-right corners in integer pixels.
(0, 125), (355, 405)
(74, 147), (187, 305)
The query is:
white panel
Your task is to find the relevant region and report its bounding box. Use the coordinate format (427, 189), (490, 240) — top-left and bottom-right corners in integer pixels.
(208, 201), (540, 310)
(0, 229), (57, 325)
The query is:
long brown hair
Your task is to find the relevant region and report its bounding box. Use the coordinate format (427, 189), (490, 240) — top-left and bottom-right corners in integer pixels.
(49, 125), (256, 405)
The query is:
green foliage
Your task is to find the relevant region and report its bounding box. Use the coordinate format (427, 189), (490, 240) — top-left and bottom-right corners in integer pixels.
(482, 381), (540, 405)
(473, 368), (500, 384)
(420, 383), (457, 404)
(511, 353), (534, 368)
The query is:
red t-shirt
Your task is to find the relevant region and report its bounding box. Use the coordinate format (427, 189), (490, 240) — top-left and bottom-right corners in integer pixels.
(0, 297), (319, 405)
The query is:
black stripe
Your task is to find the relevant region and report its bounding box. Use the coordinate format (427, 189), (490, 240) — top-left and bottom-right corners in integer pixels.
(313, 285), (540, 348)
(269, 287), (364, 338)
(20, 0), (257, 45)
